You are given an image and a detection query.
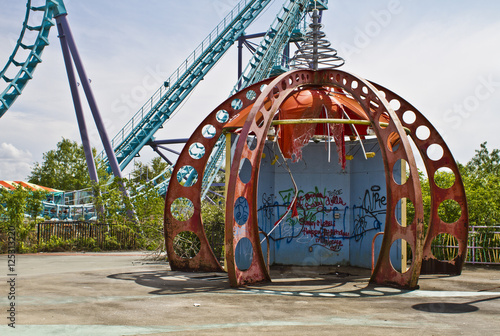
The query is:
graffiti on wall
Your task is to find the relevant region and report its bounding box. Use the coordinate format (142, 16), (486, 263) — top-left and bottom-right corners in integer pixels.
(352, 185), (386, 242)
(258, 185), (386, 251)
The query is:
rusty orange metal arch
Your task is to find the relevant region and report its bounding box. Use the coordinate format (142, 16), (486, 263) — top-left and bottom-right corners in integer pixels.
(164, 77), (275, 272)
(370, 82), (469, 274)
(164, 68), (467, 289)
(224, 69), (426, 288)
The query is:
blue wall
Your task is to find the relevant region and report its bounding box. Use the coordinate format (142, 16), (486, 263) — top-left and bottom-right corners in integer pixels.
(254, 138), (400, 269)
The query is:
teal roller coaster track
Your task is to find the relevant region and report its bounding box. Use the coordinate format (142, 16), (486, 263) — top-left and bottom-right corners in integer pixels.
(0, 0), (328, 202)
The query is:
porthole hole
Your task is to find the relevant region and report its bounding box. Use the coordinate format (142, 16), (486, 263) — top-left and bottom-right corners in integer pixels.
(216, 109), (229, 123)
(234, 196), (249, 226)
(390, 239), (412, 273)
(189, 142), (205, 159)
(416, 125), (430, 141)
(239, 158), (252, 184)
(173, 231), (201, 259)
(177, 165), (198, 187)
(235, 237), (253, 271)
(431, 233), (459, 261)
(434, 167), (455, 189)
(202, 124), (217, 139)
(427, 143), (444, 161)
(438, 199), (461, 224)
(170, 197), (194, 221)
(393, 159), (410, 185)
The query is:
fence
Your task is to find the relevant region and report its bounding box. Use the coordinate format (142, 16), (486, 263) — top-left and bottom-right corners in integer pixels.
(432, 225), (500, 265)
(37, 221), (138, 250)
(33, 222), (500, 263)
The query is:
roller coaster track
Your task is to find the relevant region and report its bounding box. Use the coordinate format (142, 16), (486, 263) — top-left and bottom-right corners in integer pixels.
(96, 0), (275, 172)
(1, 0), (327, 199)
(144, 0), (328, 198)
(0, 0), (65, 117)
(232, 0), (324, 93)
(198, 0), (327, 199)
(97, 0), (326, 169)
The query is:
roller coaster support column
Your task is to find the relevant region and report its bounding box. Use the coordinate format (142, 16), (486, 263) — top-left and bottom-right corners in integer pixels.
(55, 12), (99, 184)
(53, 9), (135, 220)
(53, 13), (124, 182)
(237, 33), (265, 90)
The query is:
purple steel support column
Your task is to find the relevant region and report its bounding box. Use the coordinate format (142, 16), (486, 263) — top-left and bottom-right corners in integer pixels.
(236, 32), (266, 91)
(149, 145), (173, 166)
(55, 17), (99, 184)
(237, 36), (244, 86)
(55, 14), (123, 181)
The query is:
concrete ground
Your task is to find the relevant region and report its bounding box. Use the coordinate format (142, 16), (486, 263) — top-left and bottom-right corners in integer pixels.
(0, 252), (499, 336)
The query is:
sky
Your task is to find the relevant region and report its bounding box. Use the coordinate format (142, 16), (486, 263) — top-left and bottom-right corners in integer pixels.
(0, 0), (499, 181)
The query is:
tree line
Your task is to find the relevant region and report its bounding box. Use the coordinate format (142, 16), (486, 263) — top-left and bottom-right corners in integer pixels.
(1, 138), (498, 254)
(0, 138), (224, 254)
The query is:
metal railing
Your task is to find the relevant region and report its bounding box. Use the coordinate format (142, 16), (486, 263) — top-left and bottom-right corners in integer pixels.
(432, 225), (500, 265)
(37, 221), (137, 249)
(98, 0), (260, 162)
(467, 225), (500, 265)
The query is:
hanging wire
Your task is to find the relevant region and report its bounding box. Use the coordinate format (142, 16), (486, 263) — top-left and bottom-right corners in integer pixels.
(261, 142), (299, 243)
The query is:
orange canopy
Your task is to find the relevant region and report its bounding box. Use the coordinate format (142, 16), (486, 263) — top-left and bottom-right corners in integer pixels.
(224, 87), (399, 166)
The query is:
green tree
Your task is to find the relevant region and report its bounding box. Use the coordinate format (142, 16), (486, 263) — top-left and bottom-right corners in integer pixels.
(28, 138), (107, 190)
(128, 179), (165, 250)
(26, 189), (48, 222)
(408, 142), (500, 228)
(460, 142), (500, 225)
(131, 157), (170, 184)
(0, 185), (34, 251)
(201, 199), (225, 259)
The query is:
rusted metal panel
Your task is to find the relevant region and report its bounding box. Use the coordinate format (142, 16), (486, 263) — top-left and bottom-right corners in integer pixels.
(164, 79), (274, 273)
(226, 70), (316, 286)
(370, 82), (469, 275)
(164, 68), (467, 289)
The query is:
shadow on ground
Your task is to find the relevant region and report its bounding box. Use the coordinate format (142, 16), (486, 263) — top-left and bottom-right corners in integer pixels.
(412, 296), (500, 314)
(107, 265), (417, 299)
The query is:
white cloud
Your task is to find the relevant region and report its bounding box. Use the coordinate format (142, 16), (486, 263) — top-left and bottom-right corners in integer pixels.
(0, 143), (33, 180)
(1, 0), (499, 180)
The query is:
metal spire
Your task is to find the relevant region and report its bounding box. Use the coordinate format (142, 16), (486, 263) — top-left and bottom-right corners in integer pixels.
(291, 8), (344, 70)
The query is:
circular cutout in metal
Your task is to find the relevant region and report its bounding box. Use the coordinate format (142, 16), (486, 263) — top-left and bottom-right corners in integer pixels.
(173, 231), (201, 259)
(234, 196), (249, 226)
(431, 233), (459, 261)
(438, 199), (461, 224)
(189, 142), (205, 159)
(202, 124), (217, 139)
(170, 197), (194, 221)
(393, 159), (409, 185)
(387, 132), (401, 152)
(216, 109), (229, 123)
(177, 165), (198, 187)
(231, 98), (243, 110)
(238, 158), (252, 184)
(235, 237), (254, 271)
(434, 167), (455, 189)
(395, 197), (414, 227)
(246, 90), (257, 101)
(390, 99), (401, 111)
(246, 131), (257, 151)
(390, 239), (412, 274)
(416, 125), (430, 140)
(427, 143), (444, 161)
(402, 110), (416, 124)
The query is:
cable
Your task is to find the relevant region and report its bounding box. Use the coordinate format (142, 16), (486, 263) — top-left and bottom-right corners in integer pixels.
(260, 141), (299, 243)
